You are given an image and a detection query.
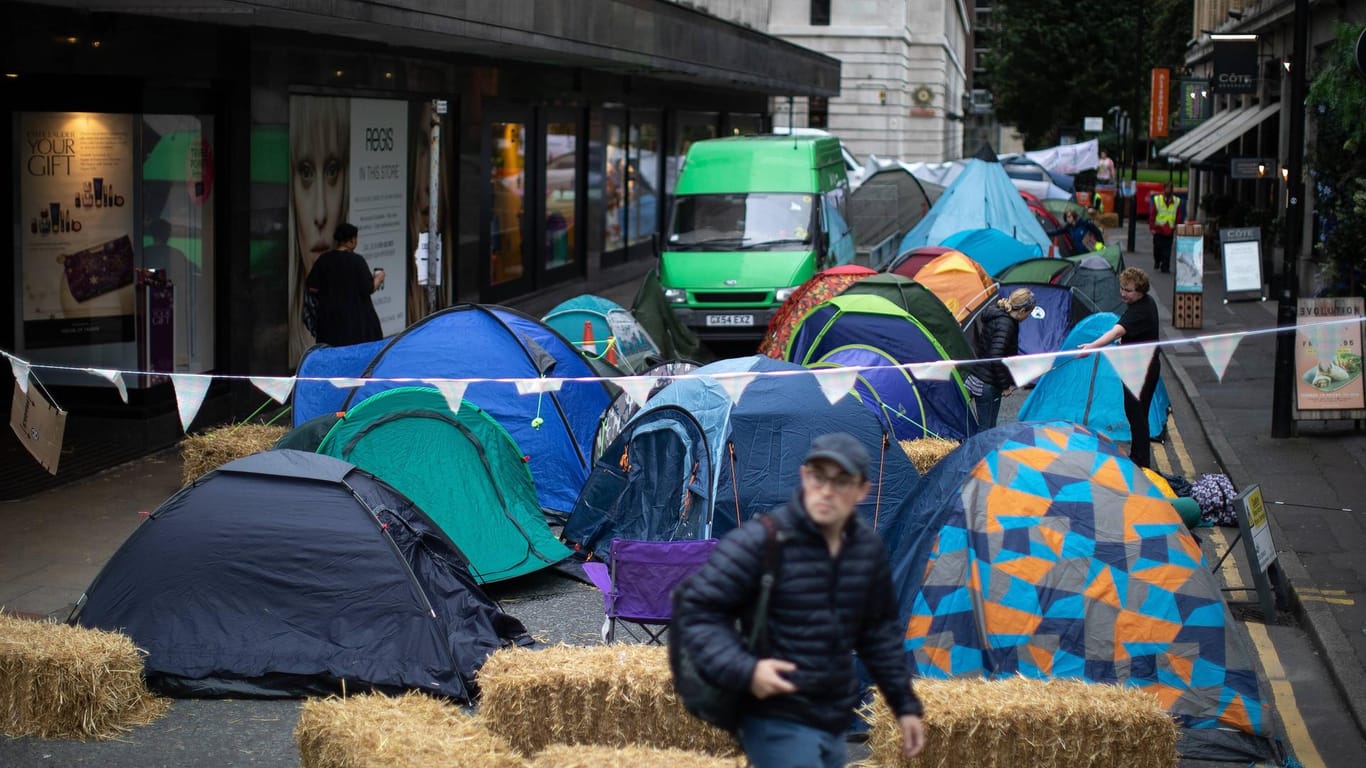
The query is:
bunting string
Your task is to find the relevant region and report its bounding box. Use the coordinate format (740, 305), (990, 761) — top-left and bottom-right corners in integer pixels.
(4, 318), (1362, 433)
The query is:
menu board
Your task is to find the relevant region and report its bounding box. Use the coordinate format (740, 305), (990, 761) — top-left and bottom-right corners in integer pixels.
(20, 112), (137, 349)
(1295, 297), (1365, 411)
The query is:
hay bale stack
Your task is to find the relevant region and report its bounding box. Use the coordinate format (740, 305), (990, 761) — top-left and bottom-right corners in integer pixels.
(478, 645), (738, 757)
(296, 692), (526, 768)
(899, 437), (960, 475)
(528, 744), (744, 768)
(863, 678), (1178, 768)
(0, 613), (168, 739)
(1096, 212), (1120, 229)
(180, 423), (288, 484)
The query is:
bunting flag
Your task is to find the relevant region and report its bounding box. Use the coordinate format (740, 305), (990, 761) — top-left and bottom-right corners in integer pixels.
(910, 360), (958, 382)
(1002, 353), (1058, 388)
(169, 374), (212, 433)
(1198, 334), (1242, 383)
(9, 354), (31, 395)
(814, 367), (859, 405)
(249, 376), (296, 405)
(329, 377), (368, 390)
(613, 376), (659, 408)
(90, 369), (128, 403)
(428, 380), (469, 415)
(514, 377), (564, 395)
(1101, 344), (1158, 399)
(714, 372), (757, 404)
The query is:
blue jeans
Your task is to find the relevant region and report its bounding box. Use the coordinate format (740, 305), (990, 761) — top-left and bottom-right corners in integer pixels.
(739, 716), (846, 768)
(974, 383), (1003, 430)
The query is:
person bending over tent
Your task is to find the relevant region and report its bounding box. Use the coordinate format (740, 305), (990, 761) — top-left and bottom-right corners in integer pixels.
(964, 288), (1034, 430)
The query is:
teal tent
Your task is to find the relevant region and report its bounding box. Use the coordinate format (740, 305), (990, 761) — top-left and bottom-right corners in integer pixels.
(316, 387), (571, 584)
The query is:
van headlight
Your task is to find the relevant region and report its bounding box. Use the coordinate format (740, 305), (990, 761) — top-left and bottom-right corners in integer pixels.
(774, 286), (801, 302)
(663, 287), (688, 304)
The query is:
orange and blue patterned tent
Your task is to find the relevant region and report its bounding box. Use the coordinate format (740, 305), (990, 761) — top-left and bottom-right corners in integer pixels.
(889, 421), (1277, 763)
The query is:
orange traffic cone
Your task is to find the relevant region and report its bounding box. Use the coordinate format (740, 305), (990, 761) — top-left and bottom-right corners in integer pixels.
(580, 320), (597, 356)
(605, 337), (619, 366)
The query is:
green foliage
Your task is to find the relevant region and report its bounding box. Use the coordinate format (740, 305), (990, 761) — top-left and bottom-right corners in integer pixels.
(984, 0), (1191, 149)
(1307, 22), (1366, 295)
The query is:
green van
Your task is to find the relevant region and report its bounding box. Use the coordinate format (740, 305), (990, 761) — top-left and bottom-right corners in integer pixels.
(660, 135), (855, 340)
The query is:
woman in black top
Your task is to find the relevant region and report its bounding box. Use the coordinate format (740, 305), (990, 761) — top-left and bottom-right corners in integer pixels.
(1079, 267), (1160, 468)
(305, 222), (385, 347)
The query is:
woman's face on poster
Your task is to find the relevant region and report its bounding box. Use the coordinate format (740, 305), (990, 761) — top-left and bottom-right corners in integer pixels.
(293, 110), (347, 271)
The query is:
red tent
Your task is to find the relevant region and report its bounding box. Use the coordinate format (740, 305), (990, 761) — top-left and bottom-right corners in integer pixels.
(888, 245), (954, 279)
(758, 265), (875, 358)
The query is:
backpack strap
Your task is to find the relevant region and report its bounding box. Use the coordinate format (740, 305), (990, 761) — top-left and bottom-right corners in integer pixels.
(747, 515), (783, 654)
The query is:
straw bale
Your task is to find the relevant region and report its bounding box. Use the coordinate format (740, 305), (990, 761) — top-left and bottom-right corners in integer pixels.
(477, 645), (739, 757)
(899, 438), (960, 475)
(180, 423), (288, 484)
(296, 692), (526, 768)
(1095, 212), (1120, 229)
(861, 677), (1178, 768)
(528, 743), (744, 768)
(0, 612), (168, 739)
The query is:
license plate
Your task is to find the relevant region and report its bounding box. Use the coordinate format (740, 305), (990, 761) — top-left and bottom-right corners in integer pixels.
(705, 314), (755, 327)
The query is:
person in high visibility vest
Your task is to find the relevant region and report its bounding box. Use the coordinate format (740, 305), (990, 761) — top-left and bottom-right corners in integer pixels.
(1148, 183), (1183, 273)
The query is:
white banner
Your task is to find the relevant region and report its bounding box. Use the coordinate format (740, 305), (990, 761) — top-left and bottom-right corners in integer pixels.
(350, 98), (409, 338)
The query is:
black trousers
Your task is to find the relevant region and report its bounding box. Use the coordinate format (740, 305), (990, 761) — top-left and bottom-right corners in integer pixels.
(1152, 233), (1173, 271)
(1123, 357), (1161, 469)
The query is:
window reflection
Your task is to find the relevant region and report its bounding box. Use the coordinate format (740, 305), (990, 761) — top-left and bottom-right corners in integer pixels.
(544, 121), (577, 269)
(490, 121), (525, 284)
(627, 117), (659, 250)
(604, 122), (625, 255)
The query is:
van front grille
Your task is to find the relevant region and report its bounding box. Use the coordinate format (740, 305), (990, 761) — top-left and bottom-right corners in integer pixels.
(693, 292), (769, 304)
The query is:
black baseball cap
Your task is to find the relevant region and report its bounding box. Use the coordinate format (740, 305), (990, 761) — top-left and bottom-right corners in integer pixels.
(803, 432), (870, 480)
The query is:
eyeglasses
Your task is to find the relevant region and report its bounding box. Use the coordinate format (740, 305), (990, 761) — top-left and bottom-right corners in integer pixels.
(803, 466), (861, 490)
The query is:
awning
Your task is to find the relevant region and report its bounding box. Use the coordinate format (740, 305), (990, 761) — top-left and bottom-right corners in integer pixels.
(1159, 108), (1247, 161)
(1189, 102), (1281, 164)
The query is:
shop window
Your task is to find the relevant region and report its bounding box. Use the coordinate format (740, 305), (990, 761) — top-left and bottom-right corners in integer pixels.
(811, 0), (831, 26)
(603, 118), (627, 260)
(626, 115), (660, 257)
(489, 121), (527, 285)
(544, 120), (578, 270)
(666, 112), (718, 197)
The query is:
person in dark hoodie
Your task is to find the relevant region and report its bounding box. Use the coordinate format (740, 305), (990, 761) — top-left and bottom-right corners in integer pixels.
(964, 287), (1036, 429)
(673, 433), (925, 768)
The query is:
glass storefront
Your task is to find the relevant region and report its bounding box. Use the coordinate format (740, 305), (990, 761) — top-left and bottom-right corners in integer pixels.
(15, 110), (215, 382)
(489, 120), (527, 285)
(543, 119), (577, 270)
(626, 113), (660, 256)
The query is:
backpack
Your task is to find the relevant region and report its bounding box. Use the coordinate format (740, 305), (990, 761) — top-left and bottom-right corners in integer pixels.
(1189, 473), (1238, 526)
(302, 291), (320, 337)
(669, 516), (781, 733)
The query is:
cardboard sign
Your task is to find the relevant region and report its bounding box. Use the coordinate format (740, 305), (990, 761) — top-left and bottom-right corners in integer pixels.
(10, 381), (67, 474)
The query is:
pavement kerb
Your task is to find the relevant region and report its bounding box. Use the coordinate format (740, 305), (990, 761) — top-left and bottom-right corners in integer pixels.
(1160, 343), (1366, 739)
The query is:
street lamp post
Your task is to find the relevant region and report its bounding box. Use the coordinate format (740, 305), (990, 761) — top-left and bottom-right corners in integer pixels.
(1271, 0), (1309, 438)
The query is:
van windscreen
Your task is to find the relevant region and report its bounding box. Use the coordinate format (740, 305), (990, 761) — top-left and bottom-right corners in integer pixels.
(667, 193), (815, 251)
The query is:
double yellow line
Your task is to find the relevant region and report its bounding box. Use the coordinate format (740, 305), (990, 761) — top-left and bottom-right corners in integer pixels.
(1158, 419), (1325, 767)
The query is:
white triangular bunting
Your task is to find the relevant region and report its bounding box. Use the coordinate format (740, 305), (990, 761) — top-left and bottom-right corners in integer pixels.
(9, 355), (31, 395)
(329, 377), (368, 390)
(1002, 353), (1056, 388)
(814, 368), (859, 404)
(714, 373), (757, 404)
(909, 360), (957, 381)
(614, 377), (659, 407)
(1198, 334), (1242, 382)
(169, 374), (212, 433)
(428, 380), (469, 415)
(514, 377), (564, 395)
(91, 369), (128, 403)
(249, 376), (296, 404)
(1101, 344), (1158, 399)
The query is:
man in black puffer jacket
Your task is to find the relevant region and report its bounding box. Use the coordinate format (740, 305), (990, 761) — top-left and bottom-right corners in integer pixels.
(673, 433), (924, 768)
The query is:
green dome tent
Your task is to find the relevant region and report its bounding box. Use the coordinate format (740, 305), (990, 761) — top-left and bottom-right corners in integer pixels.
(840, 273), (974, 360)
(316, 387), (570, 584)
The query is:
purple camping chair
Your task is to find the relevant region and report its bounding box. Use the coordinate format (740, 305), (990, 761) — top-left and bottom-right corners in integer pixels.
(582, 538), (719, 643)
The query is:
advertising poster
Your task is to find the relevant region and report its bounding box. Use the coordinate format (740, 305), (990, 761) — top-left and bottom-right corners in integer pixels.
(1174, 235), (1204, 292)
(288, 96), (408, 363)
(349, 98), (407, 337)
(1295, 297), (1365, 411)
(20, 112), (137, 349)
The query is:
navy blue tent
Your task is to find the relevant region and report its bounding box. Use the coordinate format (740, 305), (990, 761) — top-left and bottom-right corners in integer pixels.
(71, 450), (529, 701)
(973, 282), (1097, 356)
(562, 356), (919, 559)
(293, 305), (612, 516)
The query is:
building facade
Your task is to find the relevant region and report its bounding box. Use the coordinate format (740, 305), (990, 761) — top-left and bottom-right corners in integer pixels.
(1, 0), (838, 496)
(767, 0), (973, 162)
